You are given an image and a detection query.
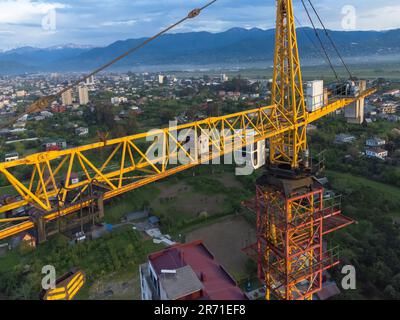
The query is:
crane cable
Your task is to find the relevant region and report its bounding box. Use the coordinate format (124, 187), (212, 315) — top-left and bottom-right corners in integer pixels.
(300, 0), (341, 82)
(2, 0), (218, 128)
(295, 15), (347, 94)
(294, 15), (334, 73)
(306, 0), (354, 80)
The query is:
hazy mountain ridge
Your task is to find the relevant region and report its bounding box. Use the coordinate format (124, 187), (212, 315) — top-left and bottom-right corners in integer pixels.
(1, 27), (400, 74)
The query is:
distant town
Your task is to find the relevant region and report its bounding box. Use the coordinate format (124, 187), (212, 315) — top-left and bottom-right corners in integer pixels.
(0, 72), (269, 160)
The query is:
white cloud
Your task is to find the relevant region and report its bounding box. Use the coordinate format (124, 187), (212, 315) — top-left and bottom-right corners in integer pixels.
(356, 5), (400, 30)
(101, 17), (154, 27)
(0, 0), (67, 24)
(102, 20), (138, 27)
(0, 0), (400, 50)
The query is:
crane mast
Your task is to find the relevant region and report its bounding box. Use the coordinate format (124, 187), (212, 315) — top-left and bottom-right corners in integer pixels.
(243, 0), (359, 300)
(271, 0), (307, 169)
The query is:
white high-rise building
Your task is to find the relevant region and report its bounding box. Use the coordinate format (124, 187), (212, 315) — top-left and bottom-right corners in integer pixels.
(158, 75), (166, 85)
(85, 75), (95, 85)
(78, 86), (89, 105)
(61, 89), (73, 106)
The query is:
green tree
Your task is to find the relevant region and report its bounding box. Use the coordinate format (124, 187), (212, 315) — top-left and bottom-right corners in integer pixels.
(124, 244), (135, 259)
(14, 142), (25, 156)
(384, 285), (399, 300)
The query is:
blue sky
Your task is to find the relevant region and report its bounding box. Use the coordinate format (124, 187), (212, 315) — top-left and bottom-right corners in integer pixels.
(0, 0), (399, 50)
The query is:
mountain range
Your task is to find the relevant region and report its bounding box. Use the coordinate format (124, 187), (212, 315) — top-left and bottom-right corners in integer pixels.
(1, 27), (400, 74)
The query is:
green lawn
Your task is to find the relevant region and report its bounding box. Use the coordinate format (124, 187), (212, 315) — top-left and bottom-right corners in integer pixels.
(326, 170), (400, 203)
(326, 170), (400, 219)
(324, 170), (400, 299)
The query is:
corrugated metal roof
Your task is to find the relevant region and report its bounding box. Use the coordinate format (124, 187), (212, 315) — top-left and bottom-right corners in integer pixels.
(159, 265), (203, 300)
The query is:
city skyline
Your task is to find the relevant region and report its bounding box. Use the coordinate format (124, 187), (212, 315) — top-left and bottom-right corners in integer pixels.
(0, 0), (400, 51)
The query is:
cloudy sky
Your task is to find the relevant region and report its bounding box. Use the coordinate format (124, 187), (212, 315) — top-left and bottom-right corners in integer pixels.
(0, 0), (399, 50)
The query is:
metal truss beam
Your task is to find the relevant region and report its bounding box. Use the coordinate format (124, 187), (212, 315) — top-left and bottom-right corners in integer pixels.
(0, 90), (375, 240)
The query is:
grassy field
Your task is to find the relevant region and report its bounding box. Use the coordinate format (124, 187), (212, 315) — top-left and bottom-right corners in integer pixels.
(327, 170), (400, 197)
(324, 170), (400, 299)
(326, 170), (400, 216)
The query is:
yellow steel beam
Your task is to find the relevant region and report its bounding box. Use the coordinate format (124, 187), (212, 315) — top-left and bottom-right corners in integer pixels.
(307, 87), (377, 123)
(0, 216), (30, 223)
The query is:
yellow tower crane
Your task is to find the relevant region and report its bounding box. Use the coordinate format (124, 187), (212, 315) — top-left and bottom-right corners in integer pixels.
(0, 0), (376, 300)
(0, 0), (376, 240)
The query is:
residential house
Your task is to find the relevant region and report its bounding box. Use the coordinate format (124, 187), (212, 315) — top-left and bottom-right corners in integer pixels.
(22, 233), (36, 248)
(4, 152), (19, 162)
(366, 148), (388, 160)
(52, 105), (66, 113)
(334, 134), (356, 144)
(139, 240), (247, 300)
(111, 97), (128, 105)
(366, 137), (386, 147)
(307, 124), (317, 132)
(379, 103), (398, 115)
(75, 127), (89, 137)
(317, 282), (341, 300)
(42, 139), (67, 151)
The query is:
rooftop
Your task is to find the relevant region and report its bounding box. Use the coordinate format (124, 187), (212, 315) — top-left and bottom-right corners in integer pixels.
(148, 240), (246, 300)
(367, 137), (385, 142)
(366, 147), (387, 154)
(159, 265), (204, 300)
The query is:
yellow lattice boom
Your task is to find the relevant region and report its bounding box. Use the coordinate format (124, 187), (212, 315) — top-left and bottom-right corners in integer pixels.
(0, 87), (375, 240)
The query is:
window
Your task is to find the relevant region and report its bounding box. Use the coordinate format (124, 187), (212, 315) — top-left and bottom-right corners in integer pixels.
(253, 151), (258, 167)
(242, 147), (247, 157)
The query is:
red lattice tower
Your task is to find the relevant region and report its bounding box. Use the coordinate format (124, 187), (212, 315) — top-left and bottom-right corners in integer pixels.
(244, 177), (354, 300)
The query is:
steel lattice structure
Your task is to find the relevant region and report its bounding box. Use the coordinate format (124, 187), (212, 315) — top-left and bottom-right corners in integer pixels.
(244, 182), (354, 300)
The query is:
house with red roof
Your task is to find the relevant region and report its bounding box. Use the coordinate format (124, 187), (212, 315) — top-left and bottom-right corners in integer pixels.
(139, 240), (247, 300)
